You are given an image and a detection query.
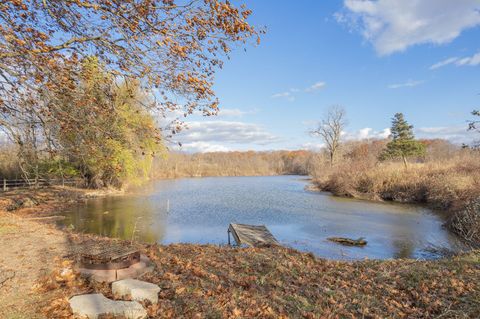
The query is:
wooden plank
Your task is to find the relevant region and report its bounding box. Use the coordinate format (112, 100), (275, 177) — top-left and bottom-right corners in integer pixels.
(228, 223), (278, 247)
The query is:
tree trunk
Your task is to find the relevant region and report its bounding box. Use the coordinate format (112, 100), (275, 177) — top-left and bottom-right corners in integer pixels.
(402, 155), (408, 169)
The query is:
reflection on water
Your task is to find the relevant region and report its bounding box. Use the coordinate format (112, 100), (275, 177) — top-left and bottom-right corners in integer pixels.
(60, 175), (466, 260)
(64, 196), (164, 243)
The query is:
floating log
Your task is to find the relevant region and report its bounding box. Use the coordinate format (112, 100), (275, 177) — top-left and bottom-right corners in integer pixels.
(228, 223), (279, 247)
(328, 237), (367, 246)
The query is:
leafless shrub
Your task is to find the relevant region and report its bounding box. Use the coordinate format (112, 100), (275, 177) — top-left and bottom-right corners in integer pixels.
(448, 199), (480, 248)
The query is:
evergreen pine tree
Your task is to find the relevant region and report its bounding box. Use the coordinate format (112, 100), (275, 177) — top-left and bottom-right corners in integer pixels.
(379, 113), (425, 168)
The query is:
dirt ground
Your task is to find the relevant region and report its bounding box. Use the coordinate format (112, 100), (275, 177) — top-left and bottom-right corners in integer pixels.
(0, 187), (119, 319)
(0, 212), (70, 318)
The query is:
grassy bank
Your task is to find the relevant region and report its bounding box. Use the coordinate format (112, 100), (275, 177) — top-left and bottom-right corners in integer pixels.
(311, 143), (480, 246)
(0, 187), (479, 318)
(39, 243), (480, 319)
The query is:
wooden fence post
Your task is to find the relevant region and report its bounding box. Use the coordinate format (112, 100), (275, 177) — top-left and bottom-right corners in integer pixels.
(3, 178), (6, 191)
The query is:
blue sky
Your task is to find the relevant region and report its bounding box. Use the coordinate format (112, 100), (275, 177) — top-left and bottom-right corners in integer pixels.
(174, 0), (480, 152)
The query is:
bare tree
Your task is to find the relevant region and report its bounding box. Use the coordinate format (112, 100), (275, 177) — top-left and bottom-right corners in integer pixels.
(311, 106), (347, 166)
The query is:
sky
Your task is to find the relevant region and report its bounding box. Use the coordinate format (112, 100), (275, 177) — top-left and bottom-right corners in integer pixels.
(173, 0), (480, 152)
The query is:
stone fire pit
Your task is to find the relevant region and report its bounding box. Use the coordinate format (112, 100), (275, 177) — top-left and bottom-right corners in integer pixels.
(71, 243), (154, 283)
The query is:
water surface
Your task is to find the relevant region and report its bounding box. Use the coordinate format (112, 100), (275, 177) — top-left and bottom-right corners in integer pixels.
(60, 175), (465, 260)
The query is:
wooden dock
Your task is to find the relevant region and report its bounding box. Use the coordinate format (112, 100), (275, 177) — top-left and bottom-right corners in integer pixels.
(228, 223), (279, 247)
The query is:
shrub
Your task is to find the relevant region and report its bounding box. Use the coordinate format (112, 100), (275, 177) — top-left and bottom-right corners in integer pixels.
(448, 199), (480, 247)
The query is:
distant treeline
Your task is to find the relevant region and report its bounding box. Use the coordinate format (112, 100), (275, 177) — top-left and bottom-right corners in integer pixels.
(152, 150), (318, 178)
(0, 147), (318, 181)
(0, 139), (469, 182)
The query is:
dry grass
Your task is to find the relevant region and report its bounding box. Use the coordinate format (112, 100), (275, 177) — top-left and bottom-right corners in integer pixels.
(315, 154), (480, 208)
(39, 243), (480, 318)
(312, 142), (480, 245)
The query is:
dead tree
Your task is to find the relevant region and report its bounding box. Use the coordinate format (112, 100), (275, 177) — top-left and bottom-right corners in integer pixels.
(311, 106), (347, 166)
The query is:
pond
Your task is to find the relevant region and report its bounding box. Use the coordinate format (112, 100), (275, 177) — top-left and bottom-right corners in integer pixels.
(59, 175), (466, 260)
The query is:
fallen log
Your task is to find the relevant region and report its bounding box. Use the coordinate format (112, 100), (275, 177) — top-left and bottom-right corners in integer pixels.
(328, 237), (367, 246)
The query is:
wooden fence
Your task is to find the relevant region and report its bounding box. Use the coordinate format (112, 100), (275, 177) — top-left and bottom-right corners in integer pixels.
(1, 178), (83, 191)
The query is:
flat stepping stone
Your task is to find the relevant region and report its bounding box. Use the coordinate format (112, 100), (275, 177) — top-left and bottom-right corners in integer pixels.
(112, 278), (160, 304)
(69, 293), (147, 319)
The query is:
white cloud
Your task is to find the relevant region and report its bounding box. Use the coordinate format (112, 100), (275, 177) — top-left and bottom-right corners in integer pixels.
(430, 52), (480, 69)
(271, 92), (291, 99)
(216, 108), (258, 117)
(171, 120), (281, 152)
(157, 108), (186, 130)
(217, 108), (245, 117)
(271, 91), (295, 102)
(457, 52), (480, 66)
(273, 83), (325, 101)
(303, 127), (390, 151)
(415, 126), (477, 144)
(336, 0), (480, 55)
(388, 79), (424, 89)
(343, 127), (391, 140)
(430, 57), (460, 70)
(306, 125), (476, 150)
(176, 141), (231, 153)
(299, 142), (325, 151)
(305, 81), (326, 92)
(344, 126), (475, 145)
(343, 126), (475, 145)
(271, 88), (303, 101)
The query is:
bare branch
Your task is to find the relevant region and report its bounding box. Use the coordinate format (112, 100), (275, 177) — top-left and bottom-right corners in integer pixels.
(311, 106), (347, 165)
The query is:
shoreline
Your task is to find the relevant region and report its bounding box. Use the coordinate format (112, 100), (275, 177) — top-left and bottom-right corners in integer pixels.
(306, 182), (443, 211)
(1, 186), (479, 318)
(310, 179), (480, 248)
(151, 172), (308, 180)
